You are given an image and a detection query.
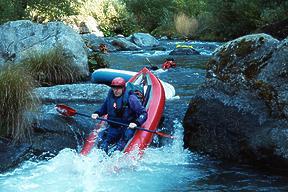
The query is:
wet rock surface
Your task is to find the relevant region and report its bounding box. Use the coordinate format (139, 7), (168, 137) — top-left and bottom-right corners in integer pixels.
(183, 34), (288, 171)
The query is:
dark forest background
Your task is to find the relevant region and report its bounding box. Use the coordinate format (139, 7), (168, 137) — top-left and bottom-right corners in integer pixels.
(1, 0), (287, 41)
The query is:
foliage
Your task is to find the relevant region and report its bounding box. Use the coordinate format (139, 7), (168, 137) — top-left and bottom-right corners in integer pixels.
(259, 1), (288, 25)
(174, 13), (198, 38)
(1, 0), (288, 40)
(20, 45), (83, 86)
(76, 0), (138, 36)
(0, 0), (27, 24)
(88, 52), (109, 72)
(196, 0), (288, 40)
(123, 0), (175, 32)
(0, 0), (78, 24)
(0, 63), (39, 143)
(27, 0), (78, 22)
(173, 0), (207, 17)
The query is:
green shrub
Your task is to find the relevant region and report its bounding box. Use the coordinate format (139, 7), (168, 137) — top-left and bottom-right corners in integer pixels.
(174, 0), (207, 18)
(21, 45), (83, 86)
(0, 0), (27, 24)
(76, 0), (137, 36)
(27, 0), (78, 22)
(0, 64), (39, 143)
(88, 53), (109, 72)
(259, 1), (288, 25)
(124, 0), (175, 32)
(0, 0), (78, 24)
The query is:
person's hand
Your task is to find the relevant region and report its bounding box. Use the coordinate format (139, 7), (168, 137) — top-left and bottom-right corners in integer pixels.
(128, 122), (137, 129)
(91, 113), (99, 119)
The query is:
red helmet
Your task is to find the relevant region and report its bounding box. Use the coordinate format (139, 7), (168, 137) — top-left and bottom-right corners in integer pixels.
(111, 77), (126, 87)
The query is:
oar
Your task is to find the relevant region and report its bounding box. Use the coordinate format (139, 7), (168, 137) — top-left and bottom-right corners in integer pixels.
(55, 104), (175, 139)
(146, 58), (159, 70)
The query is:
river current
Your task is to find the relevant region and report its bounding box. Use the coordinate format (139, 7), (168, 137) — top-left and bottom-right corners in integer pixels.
(0, 40), (287, 191)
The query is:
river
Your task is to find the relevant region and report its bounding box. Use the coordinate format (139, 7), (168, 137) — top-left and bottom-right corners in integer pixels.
(0, 40), (287, 191)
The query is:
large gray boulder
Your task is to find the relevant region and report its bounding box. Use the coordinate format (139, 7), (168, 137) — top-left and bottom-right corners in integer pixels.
(0, 20), (89, 77)
(109, 37), (141, 51)
(128, 32), (160, 47)
(183, 33), (288, 169)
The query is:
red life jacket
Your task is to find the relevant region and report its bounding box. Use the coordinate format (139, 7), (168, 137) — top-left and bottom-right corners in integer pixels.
(162, 60), (176, 70)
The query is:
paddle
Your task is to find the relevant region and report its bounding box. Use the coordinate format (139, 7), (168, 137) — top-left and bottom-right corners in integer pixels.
(146, 58), (159, 70)
(55, 104), (175, 139)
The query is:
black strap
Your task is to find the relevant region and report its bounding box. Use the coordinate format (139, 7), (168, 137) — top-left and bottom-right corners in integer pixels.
(142, 85), (151, 107)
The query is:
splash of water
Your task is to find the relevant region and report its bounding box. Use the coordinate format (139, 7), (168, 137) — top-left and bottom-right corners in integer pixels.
(0, 119), (205, 192)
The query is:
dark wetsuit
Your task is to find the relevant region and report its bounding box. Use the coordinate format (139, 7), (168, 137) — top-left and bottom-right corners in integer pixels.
(95, 89), (147, 153)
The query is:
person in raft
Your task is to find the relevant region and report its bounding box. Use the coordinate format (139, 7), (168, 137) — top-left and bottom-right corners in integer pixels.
(91, 77), (147, 153)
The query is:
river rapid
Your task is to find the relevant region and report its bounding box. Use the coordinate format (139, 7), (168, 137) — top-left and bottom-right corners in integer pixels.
(0, 40), (288, 191)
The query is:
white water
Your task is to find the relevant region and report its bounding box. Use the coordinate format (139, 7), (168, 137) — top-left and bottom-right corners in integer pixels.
(0, 120), (205, 192)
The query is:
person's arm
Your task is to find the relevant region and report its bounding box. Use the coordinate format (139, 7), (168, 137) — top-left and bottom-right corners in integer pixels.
(94, 97), (108, 116)
(91, 92), (109, 119)
(128, 94), (147, 126)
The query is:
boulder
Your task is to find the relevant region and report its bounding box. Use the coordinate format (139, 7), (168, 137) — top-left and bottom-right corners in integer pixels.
(183, 33), (288, 170)
(128, 32), (160, 47)
(0, 140), (31, 172)
(169, 47), (200, 55)
(0, 83), (110, 173)
(0, 20), (89, 77)
(109, 37), (141, 51)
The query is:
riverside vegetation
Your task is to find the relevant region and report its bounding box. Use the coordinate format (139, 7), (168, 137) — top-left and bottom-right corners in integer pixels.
(0, 0), (287, 40)
(0, 44), (92, 143)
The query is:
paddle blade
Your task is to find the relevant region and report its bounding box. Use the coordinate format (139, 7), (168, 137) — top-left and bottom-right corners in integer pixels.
(55, 104), (77, 116)
(155, 131), (176, 139)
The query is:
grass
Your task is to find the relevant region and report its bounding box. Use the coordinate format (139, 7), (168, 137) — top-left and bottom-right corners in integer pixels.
(0, 63), (39, 143)
(174, 13), (198, 38)
(21, 45), (83, 86)
(0, 45), (86, 143)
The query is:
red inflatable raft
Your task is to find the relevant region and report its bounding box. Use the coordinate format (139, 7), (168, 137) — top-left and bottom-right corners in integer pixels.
(80, 67), (166, 155)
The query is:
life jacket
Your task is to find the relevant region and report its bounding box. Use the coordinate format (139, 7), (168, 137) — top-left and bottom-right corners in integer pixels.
(162, 60), (176, 70)
(106, 82), (144, 127)
(125, 82), (144, 103)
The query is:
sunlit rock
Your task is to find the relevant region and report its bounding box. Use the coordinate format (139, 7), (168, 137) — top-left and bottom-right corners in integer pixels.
(0, 20), (89, 77)
(128, 32), (160, 47)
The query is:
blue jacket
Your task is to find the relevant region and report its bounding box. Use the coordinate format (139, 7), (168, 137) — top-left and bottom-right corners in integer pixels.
(95, 89), (147, 127)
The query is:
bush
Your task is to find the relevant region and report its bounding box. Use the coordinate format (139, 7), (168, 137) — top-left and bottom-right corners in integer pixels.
(196, 0), (262, 40)
(174, 13), (198, 38)
(0, 0), (27, 24)
(76, 0), (138, 36)
(0, 64), (39, 143)
(0, 0), (78, 24)
(124, 0), (175, 32)
(21, 45), (83, 86)
(27, 0), (78, 22)
(259, 1), (288, 25)
(88, 52), (109, 72)
(174, 0), (207, 17)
